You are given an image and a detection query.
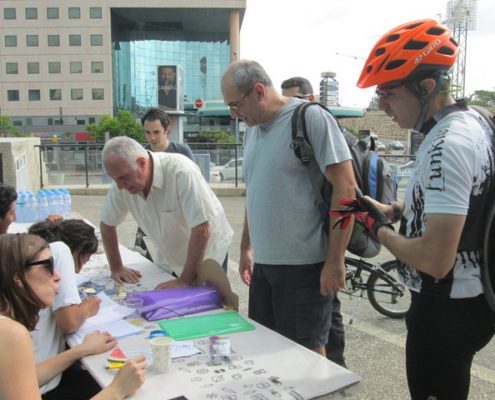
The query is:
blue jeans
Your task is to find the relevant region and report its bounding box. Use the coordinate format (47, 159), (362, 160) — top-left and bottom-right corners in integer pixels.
(405, 292), (494, 400)
(248, 262), (333, 350)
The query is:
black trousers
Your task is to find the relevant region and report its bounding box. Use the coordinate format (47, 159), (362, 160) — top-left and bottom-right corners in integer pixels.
(405, 292), (494, 400)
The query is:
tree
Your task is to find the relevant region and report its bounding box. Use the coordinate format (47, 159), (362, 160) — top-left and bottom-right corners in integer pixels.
(86, 110), (144, 142)
(468, 90), (495, 108)
(0, 115), (18, 137)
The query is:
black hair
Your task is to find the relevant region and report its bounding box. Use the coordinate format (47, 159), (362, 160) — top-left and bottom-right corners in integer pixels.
(28, 219), (98, 266)
(141, 107), (170, 130)
(281, 76), (314, 95)
(0, 184), (17, 219)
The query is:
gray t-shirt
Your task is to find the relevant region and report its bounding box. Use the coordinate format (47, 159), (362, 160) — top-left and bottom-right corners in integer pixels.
(243, 98), (351, 265)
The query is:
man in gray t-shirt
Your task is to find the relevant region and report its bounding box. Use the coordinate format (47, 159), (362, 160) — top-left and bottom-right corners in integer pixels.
(221, 60), (356, 356)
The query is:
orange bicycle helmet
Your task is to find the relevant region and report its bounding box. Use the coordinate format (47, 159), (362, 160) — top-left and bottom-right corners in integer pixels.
(357, 19), (458, 88)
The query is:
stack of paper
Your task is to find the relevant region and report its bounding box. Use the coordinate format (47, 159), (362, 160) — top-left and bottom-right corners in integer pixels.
(70, 292), (144, 344)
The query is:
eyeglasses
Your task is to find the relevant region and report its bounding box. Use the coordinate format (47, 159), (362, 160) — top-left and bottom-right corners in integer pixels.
(375, 82), (404, 100)
(25, 256), (55, 275)
(229, 86), (254, 112)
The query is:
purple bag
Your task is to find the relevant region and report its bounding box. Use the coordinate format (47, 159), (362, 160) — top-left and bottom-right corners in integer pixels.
(126, 285), (223, 321)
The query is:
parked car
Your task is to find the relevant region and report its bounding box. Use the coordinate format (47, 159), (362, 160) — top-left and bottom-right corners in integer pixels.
(390, 140), (405, 151)
(211, 158), (243, 182)
(375, 140), (386, 152)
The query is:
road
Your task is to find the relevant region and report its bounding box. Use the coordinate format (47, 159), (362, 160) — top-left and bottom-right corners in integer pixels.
(72, 194), (495, 399)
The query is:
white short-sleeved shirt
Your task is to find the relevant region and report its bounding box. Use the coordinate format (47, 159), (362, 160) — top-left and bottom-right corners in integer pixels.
(100, 152), (233, 275)
(31, 241), (81, 393)
(400, 107), (494, 298)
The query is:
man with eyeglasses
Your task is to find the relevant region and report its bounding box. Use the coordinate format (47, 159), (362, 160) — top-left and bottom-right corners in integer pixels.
(356, 19), (495, 399)
(280, 76), (346, 367)
(221, 60), (356, 357)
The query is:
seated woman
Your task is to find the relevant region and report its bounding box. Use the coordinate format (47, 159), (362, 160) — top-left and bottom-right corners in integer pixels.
(29, 219), (104, 400)
(0, 233), (146, 400)
(28, 219), (106, 399)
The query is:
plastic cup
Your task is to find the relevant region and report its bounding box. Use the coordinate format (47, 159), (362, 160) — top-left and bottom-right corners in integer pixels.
(150, 336), (174, 373)
(124, 297), (144, 326)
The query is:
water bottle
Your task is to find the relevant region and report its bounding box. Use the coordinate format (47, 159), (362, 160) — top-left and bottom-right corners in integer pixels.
(38, 190), (49, 221)
(46, 190), (57, 215)
(53, 189), (64, 216)
(26, 191), (39, 222)
(61, 188), (72, 218)
(16, 191), (27, 223)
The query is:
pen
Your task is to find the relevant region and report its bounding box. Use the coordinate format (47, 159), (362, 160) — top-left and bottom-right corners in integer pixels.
(105, 362), (126, 369)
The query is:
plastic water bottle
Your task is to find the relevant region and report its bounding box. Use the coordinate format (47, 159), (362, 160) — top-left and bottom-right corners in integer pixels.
(61, 188), (72, 218)
(37, 190), (49, 221)
(16, 191), (27, 222)
(52, 189), (64, 216)
(26, 191), (38, 222)
(46, 190), (57, 215)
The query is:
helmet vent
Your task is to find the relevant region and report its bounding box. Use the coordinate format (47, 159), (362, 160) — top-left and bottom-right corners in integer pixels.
(404, 40), (428, 50)
(385, 59), (406, 70)
(405, 22), (423, 30)
(449, 37), (459, 46)
(375, 47), (386, 56)
(386, 34), (400, 43)
(426, 27), (446, 36)
(437, 46), (455, 56)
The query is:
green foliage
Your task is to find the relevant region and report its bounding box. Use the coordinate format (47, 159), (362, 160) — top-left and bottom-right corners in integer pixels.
(0, 115), (19, 137)
(187, 130), (235, 145)
(86, 110), (144, 142)
(468, 90), (495, 108)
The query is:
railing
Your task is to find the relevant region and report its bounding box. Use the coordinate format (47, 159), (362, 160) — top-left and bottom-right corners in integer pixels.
(36, 142), (245, 188)
(36, 142), (413, 191)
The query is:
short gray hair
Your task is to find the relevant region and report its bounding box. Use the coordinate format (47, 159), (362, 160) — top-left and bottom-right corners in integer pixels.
(224, 60), (273, 92)
(102, 136), (147, 168)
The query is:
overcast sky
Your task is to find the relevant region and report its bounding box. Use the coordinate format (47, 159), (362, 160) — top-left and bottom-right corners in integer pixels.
(240, 0), (494, 107)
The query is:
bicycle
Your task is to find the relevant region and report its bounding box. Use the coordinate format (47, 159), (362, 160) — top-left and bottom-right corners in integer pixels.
(342, 257), (410, 321)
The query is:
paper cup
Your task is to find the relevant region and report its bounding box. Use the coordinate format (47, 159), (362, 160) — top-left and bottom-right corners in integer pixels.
(150, 336), (174, 373)
(124, 297), (144, 326)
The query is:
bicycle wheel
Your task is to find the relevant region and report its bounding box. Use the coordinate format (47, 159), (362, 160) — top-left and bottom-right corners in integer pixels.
(367, 260), (410, 318)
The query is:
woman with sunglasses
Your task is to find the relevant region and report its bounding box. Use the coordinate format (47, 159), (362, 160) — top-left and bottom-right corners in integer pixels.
(28, 219), (117, 399)
(0, 233), (146, 400)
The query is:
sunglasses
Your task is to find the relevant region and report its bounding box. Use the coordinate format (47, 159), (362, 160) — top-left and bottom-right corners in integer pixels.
(25, 256), (55, 275)
(375, 81), (405, 99)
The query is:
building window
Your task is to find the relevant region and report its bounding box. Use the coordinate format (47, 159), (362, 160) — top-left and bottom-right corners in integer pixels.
(91, 61), (103, 73)
(68, 7), (80, 19)
(28, 89), (41, 101)
(47, 7), (59, 19)
(48, 61), (61, 74)
(90, 34), (103, 46)
(26, 35), (39, 47)
(25, 7), (37, 20)
(90, 7), (102, 19)
(69, 34), (81, 46)
(89, 117), (96, 124)
(4, 8), (16, 20)
(27, 62), (40, 74)
(5, 35), (17, 47)
(70, 61), (82, 73)
(6, 62), (18, 74)
(50, 89), (62, 101)
(7, 90), (19, 101)
(71, 88), (83, 100)
(48, 34), (60, 47)
(92, 88), (104, 100)
(77, 119), (86, 125)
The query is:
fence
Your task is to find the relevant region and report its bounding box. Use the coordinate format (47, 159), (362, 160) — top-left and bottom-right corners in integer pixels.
(36, 142), (245, 188)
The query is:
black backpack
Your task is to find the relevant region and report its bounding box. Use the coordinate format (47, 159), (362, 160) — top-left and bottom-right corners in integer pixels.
(290, 102), (397, 258)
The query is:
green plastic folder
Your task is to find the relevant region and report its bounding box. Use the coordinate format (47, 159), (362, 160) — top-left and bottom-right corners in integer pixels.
(157, 310), (255, 340)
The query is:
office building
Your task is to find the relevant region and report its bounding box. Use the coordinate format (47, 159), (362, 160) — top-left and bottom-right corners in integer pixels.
(0, 0), (245, 137)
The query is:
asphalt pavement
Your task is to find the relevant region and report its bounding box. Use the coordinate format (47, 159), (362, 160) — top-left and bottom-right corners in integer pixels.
(72, 194), (495, 400)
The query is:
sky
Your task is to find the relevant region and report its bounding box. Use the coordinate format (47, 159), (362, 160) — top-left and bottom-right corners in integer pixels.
(239, 0), (495, 108)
